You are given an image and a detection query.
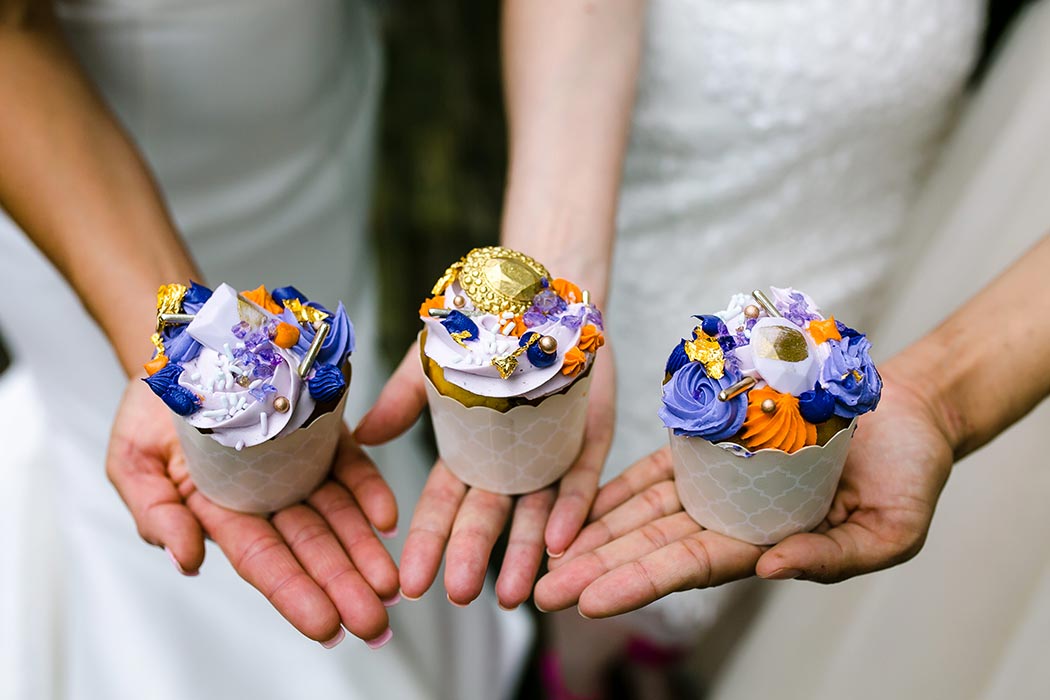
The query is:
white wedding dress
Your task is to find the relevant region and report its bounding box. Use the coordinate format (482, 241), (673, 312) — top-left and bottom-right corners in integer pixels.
(0, 2), (530, 699)
(606, 0), (986, 641)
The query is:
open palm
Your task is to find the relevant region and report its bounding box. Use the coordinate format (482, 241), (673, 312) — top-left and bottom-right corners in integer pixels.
(534, 368), (955, 617)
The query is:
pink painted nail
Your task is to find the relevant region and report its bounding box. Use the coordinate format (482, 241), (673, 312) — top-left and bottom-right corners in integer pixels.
(366, 628), (393, 650)
(382, 592), (402, 607)
(320, 628), (345, 649)
(165, 547), (198, 577)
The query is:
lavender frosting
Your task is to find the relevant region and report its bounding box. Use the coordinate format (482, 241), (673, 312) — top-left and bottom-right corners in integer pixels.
(288, 301), (355, 366)
(659, 363), (747, 441)
(819, 334), (882, 418)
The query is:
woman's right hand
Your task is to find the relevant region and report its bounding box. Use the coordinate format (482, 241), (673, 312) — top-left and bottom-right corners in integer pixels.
(105, 377), (401, 648)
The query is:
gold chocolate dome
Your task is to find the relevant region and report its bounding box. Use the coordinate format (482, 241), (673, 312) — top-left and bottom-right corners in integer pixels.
(432, 246), (550, 316)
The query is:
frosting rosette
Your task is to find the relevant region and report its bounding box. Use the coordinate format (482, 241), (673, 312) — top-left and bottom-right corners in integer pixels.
(819, 333), (882, 418)
(659, 363), (746, 441)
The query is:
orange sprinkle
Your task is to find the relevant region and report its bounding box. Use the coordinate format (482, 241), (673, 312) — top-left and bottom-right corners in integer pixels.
(272, 322), (301, 348)
(577, 324), (605, 353)
(808, 316), (842, 345)
(738, 387), (817, 453)
(143, 354), (169, 376)
(419, 295), (446, 318)
(561, 346), (587, 377)
(551, 278), (583, 304)
(241, 285), (283, 314)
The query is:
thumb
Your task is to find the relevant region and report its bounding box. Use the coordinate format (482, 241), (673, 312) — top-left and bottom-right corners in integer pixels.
(354, 347), (427, 445)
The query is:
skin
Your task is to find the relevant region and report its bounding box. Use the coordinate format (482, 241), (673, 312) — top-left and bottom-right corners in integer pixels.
(534, 234), (1050, 617)
(1, 1), (399, 646)
(354, 0), (645, 610)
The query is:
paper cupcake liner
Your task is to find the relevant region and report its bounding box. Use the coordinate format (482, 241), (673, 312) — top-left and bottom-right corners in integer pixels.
(669, 420), (857, 545)
(423, 372), (592, 495)
(174, 389), (349, 514)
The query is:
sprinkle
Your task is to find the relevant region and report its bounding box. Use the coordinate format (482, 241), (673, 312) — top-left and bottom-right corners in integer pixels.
(249, 379), (263, 390)
(235, 440), (245, 451)
(201, 409), (228, 419)
(260, 412), (269, 434)
(189, 372), (201, 381)
(501, 322), (514, 335)
(235, 342), (246, 349)
(501, 312), (514, 320)
(223, 343), (234, 361)
(236, 396), (247, 411)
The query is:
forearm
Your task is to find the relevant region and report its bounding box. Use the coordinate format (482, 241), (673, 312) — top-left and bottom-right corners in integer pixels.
(0, 2), (199, 375)
(891, 234), (1050, 458)
(499, 0), (645, 305)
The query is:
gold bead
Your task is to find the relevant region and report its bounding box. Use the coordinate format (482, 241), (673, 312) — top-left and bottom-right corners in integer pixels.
(273, 396), (290, 413)
(744, 305), (761, 319)
(761, 398), (776, 414)
(453, 295), (466, 308)
(537, 335), (558, 354)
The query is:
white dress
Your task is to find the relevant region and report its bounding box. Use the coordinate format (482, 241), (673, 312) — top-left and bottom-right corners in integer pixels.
(0, 1), (530, 699)
(606, 0), (985, 641)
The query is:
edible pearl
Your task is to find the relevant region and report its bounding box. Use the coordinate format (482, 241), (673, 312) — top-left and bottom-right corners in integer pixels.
(537, 335), (558, 354)
(761, 398), (777, 414)
(453, 295), (466, 308)
(744, 305), (761, 320)
(273, 396), (291, 413)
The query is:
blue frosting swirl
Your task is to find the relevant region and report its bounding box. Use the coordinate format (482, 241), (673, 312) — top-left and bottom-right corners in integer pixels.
(659, 363), (747, 441)
(819, 334), (882, 418)
(308, 363), (347, 403)
(142, 364), (200, 416)
(441, 310), (479, 341)
(665, 340), (690, 376)
(293, 301), (355, 366)
(158, 280), (211, 363)
(798, 384), (836, 423)
(271, 285), (307, 306)
(182, 281), (213, 313)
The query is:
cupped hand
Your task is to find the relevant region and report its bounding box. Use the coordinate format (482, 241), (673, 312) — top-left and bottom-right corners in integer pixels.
(106, 377), (400, 646)
(354, 343), (615, 610)
(534, 368), (955, 617)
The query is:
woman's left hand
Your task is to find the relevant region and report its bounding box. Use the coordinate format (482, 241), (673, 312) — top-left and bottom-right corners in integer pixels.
(355, 343), (615, 609)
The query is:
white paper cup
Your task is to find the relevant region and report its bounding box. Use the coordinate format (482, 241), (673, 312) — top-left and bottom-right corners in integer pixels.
(174, 390), (349, 514)
(423, 372), (592, 495)
(669, 420), (857, 545)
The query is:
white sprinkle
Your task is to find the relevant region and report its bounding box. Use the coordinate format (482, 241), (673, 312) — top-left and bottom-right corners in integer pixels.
(235, 440), (245, 451)
(501, 322), (514, 335)
(235, 342), (246, 349)
(201, 409), (228, 419)
(249, 379), (263, 390)
(189, 372), (201, 381)
(236, 396), (247, 411)
(228, 364), (246, 376)
(260, 412), (269, 434)
(501, 312), (514, 320)
(223, 343), (234, 361)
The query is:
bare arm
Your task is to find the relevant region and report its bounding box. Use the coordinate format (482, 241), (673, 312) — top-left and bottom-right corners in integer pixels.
(0, 0), (198, 375)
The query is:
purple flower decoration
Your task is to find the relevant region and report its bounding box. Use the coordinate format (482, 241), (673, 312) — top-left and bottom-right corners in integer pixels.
(659, 363), (747, 441)
(819, 333), (882, 418)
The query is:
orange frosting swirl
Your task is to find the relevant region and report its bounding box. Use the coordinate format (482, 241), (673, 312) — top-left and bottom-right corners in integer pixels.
(578, 324), (605, 353)
(241, 285), (283, 314)
(739, 387), (817, 453)
(418, 295), (446, 318)
(551, 278), (583, 304)
(562, 346), (587, 377)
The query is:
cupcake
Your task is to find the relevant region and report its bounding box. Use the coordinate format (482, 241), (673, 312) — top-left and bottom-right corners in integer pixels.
(143, 281), (354, 513)
(660, 287), (881, 544)
(419, 246), (604, 494)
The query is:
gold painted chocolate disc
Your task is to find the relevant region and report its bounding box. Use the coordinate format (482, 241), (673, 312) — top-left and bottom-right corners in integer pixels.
(450, 246), (550, 315)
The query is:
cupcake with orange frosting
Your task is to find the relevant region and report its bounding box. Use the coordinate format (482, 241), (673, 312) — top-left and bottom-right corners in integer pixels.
(660, 287), (880, 544)
(418, 246), (604, 494)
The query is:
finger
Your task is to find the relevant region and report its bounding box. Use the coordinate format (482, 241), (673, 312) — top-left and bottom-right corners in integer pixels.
(353, 348), (427, 446)
(400, 462), (467, 599)
(308, 481), (400, 600)
(576, 529), (763, 618)
(535, 511), (701, 611)
(445, 487), (513, 605)
(756, 519), (924, 583)
(271, 504), (390, 642)
(589, 447), (675, 521)
(545, 355), (616, 555)
(106, 437), (205, 574)
(552, 479), (680, 570)
(495, 488), (556, 610)
(187, 492), (342, 644)
(330, 429), (398, 535)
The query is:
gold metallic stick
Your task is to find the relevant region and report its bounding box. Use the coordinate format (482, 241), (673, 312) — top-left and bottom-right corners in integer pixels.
(427, 308), (452, 318)
(158, 313), (196, 325)
(718, 376), (756, 402)
(297, 322), (330, 378)
(582, 290), (591, 305)
(751, 289), (783, 318)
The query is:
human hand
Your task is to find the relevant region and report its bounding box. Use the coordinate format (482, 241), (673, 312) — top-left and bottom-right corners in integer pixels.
(354, 343), (615, 609)
(534, 369), (955, 617)
(105, 377), (400, 647)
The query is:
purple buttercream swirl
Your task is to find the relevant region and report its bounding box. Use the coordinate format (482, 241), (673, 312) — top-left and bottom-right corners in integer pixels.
(289, 301), (355, 367)
(819, 333), (882, 418)
(659, 363), (747, 441)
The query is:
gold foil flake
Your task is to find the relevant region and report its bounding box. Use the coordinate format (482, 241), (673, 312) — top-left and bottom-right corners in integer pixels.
(431, 260), (464, 296)
(454, 247), (550, 316)
(450, 330), (473, 348)
(684, 328), (725, 379)
(156, 283), (188, 316)
(149, 332), (166, 355)
(283, 298), (329, 326)
(753, 326), (809, 363)
(491, 332), (539, 379)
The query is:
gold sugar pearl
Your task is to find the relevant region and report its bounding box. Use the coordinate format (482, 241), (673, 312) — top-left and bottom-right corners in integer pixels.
(537, 335), (558, 354)
(453, 295), (466, 308)
(744, 305), (761, 320)
(761, 398), (777, 414)
(273, 396), (290, 413)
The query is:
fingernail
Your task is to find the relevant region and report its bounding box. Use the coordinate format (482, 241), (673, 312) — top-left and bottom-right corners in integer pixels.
(400, 588), (422, 602)
(764, 568), (802, 580)
(446, 594), (469, 608)
(382, 592), (402, 607)
(497, 600), (519, 612)
(578, 608), (593, 620)
(320, 628), (346, 649)
(534, 600), (550, 613)
(546, 547), (565, 559)
(378, 526), (399, 539)
(365, 628), (393, 650)
(165, 547), (198, 577)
